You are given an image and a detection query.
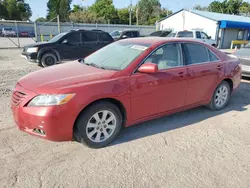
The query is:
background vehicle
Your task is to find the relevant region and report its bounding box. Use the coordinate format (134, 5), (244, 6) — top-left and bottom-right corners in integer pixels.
(2, 28), (16, 37)
(12, 38), (241, 148)
(167, 30), (217, 47)
(22, 29), (114, 67)
(148, 30), (171, 37)
(110, 30), (140, 41)
(20, 31), (29, 37)
(233, 42), (250, 77)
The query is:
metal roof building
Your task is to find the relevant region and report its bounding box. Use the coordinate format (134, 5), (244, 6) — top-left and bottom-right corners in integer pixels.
(158, 9), (250, 49)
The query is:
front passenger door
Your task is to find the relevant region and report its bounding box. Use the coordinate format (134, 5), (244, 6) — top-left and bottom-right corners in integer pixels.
(81, 32), (99, 57)
(130, 43), (188, 121)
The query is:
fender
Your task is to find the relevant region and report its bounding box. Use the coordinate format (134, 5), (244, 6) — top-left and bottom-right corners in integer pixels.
(37, 48), (61, 63)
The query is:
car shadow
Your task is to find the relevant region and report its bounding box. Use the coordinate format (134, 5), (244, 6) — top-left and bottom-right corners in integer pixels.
(110, 81), (250, 147)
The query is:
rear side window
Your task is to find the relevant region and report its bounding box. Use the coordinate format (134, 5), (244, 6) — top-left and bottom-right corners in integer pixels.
(177, 31), (194, 38)
(196, 31), (201, 39)
(209, 50), (219, 61)
(65, 33), (81, 44)
(99, 33), (113, 42)
(182, 43), (209, 65)
(132, 31), (139, 37)
(124, 31), (132, 37)
(83, 32), (98, 42)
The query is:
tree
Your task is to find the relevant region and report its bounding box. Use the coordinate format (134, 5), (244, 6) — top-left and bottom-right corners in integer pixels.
(1, 0), (32, 20)
(47, 0), (72, 22)
(71, 4), (83, 13)
(137, 0), (161, 25)
(193, 5), (208, 11)
(69, 9), (105, 23)
(89, 0), (118, 23)
(36, 17), (46, 22)
(240, 1), (250, 16)
(0, 1), (8, 19)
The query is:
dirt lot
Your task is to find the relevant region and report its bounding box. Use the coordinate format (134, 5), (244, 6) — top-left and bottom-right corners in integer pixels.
(1, 49), (250, 188)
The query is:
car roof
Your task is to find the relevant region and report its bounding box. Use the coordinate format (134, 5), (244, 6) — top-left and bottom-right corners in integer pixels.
(122, 37), (205, 45)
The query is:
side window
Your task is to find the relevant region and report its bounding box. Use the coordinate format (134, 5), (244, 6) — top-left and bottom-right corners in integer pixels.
(208, 50), (219, 61)
(125, 32), (132, 38)
(132, 32), (139, 37)
(182, 43), (209, 65)
(64, 33), (81, 44)
(99, 33), (113, 42)
(144, 43), (182, 70)
(196, 31), (201, 39)
(201, 32), (208, 39)
(82, 32), (98, 42)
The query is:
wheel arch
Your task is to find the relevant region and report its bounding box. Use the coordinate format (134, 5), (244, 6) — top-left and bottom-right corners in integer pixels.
(223, 78), (233, 93)
(73, 98), (127, 133)
(38, 49), (61, 62)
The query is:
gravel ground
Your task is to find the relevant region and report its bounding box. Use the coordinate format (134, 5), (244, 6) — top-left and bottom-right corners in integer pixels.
(1, 49), (250, 188)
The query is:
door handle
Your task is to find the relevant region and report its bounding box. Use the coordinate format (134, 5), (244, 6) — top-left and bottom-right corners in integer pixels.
(179, 72), (185, 78)
(217, 65), (222, 70)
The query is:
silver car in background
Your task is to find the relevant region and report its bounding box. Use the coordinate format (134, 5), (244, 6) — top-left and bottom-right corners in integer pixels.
(234, 42), (250, 77)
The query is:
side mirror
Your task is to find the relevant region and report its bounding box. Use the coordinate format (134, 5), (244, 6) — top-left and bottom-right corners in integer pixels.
(62, 39), (68, 44)
(208, 36), (211, 39)
(121, 35), (127, 39)
(138, 63), (158, 73)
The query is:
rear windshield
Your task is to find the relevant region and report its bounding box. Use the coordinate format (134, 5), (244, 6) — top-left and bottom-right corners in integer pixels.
(177, 31), (194, 38)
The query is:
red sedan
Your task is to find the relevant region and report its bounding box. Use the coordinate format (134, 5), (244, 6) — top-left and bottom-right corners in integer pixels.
(11, 38), (242, 148)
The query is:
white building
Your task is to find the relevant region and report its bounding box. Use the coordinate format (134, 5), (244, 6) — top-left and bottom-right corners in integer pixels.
(157, 9), (250, 49)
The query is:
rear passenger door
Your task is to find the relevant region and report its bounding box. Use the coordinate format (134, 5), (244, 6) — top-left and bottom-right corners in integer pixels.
(59, 32), (82, 60)
(81, 32), (99, 57)
(98, 32), (114, 48)
(182, 43), (223, 105)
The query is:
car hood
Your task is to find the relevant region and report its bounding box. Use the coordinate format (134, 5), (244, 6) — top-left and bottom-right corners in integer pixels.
(24, 42), (53, 48)
(18, 61), (117, 94)
(234, 48), (250, 59)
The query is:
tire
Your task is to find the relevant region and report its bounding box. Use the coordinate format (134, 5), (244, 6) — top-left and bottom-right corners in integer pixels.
(40, 53), (57, 67)
(74, 101), (123, 148)
(212, 44), (217, 48)
(208, 81), (231, 111)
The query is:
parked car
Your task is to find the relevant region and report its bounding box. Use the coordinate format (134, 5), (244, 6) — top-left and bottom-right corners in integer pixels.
(167, 30), (217, 47)
(110, 30), (140, 41)
(20, 31), (29, 37)
(233, 42), (250, 77)
(148, 30), (171, 37)
(12, 38), (241, 148)
(2, 28), (16, 37)
(21, 29), (114, 67)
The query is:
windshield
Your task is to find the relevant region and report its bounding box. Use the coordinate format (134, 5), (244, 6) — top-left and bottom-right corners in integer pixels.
(177, 31), (194, 38)
(83, 41), (151, 70)
(48, 32), (67, 43)
(110, 30), (121, 37)
(167, 33), (176, 37)
(149, 31), (163, 36)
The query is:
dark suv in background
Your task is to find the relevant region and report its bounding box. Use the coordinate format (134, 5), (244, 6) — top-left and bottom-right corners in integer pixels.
(110, 30), (140, 41)
(22, 29), (114, 67)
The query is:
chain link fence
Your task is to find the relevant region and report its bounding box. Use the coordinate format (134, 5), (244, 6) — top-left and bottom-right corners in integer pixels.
(0, 19), (156, 48)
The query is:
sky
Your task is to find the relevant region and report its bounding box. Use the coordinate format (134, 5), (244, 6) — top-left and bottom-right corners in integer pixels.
(28, 0), (220, 21)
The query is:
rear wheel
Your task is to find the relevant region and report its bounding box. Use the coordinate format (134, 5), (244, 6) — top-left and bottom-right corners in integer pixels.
(74, 101), (123, 148)
(208, 81), (231, 110)
(40, 53), (57, 67)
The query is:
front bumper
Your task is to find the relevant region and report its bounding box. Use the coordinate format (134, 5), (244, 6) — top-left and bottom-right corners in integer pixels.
(21, 51), (38, 62)
(11, 83), (76, 141)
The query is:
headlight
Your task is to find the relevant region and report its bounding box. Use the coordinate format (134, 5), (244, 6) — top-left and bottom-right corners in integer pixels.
(27, 47), (38, 53)
(27, 94), (75, 107)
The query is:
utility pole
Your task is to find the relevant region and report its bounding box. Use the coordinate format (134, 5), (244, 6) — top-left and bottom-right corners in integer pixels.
(129, 0), (132, 25)
(57, 15), (60, 34)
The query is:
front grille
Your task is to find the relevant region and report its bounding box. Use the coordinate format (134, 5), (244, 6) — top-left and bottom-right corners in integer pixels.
(12, 91), (27, 106)
(239, 58), (250, 66)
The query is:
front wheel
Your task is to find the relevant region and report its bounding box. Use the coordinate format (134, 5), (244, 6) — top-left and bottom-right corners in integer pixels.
(40, 53), (57, 67)
(208, 81), (231, 110)
(74, 101), (123, 148)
